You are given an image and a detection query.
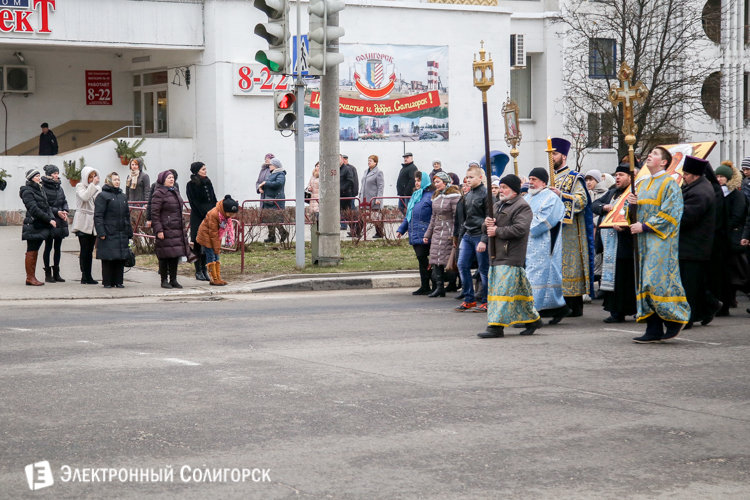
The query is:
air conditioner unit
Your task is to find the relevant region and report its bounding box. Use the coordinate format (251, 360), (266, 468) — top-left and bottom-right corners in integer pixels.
(1, 65), (35, 93)
(510, 34), (526, 69)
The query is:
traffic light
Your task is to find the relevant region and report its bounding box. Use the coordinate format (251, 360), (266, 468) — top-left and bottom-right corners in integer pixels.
(254, 0), (290, 74)
(274, 90), (297, 130)
(307, 0), (345, 76)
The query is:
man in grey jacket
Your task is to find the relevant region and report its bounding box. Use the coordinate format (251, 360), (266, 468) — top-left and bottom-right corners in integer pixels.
(477, 174), (543, 338)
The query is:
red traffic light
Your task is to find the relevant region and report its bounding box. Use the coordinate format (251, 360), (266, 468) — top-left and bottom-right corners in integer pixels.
(276, 91), (296, 110)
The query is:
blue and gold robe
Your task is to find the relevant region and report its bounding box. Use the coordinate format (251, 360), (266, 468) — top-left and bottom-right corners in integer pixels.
(634, 171), (691, 324)
(554, 167), (596, 296)
(524, 188), (566, 311)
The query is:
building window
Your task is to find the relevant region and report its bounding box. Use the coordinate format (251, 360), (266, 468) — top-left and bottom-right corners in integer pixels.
(133, 70), (169, 136)
(510, 56), (531, 119)
(702, 0), (721, 44)
(588, 38), (616, 79)
(744, 73), (749, 121)
(587, 112), (615, 149)
(701, 71), (721, 120)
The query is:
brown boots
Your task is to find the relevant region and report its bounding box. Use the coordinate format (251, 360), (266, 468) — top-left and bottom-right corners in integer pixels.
(206, 261), (227, 286)
(25, 251), (44, 286)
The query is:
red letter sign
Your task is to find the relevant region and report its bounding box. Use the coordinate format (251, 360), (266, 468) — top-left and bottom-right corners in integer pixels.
(86, 71), (112, 106)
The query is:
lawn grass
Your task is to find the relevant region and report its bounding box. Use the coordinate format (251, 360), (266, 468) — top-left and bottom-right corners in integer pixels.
(136, 241), (418, 281)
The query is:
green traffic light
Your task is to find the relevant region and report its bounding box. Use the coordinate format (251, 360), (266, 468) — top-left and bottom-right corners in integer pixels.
(255, 52), (282, 72)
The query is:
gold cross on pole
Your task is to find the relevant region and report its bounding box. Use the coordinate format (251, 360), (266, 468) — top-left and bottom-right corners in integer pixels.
(608, 61), (648, 143)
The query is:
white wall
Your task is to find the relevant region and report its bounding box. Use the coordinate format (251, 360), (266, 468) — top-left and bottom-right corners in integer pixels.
(0, 48), (132, 151)
(0, 138), (193, 211)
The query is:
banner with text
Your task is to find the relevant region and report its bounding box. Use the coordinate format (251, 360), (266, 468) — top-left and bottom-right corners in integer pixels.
(304, 44), (449, 142)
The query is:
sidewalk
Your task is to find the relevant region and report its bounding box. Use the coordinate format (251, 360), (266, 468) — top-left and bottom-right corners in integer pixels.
(0, 227), (418, 301)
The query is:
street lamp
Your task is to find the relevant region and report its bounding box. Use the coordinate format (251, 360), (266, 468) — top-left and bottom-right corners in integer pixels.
(472, 41), (496, 259)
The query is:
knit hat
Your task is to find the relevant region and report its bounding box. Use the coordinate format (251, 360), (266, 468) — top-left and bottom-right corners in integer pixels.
(615, 162), (631, 174)
(222, 194), (240, 213)
(432, 158), (442, 166)
(584, 169), (602, 182)
(491, 179), (500, 187)
(25, 168), (40, 181)
(715, 164), (733, 180)
(741, 157), (750, 170)
(157, 170), (173, 185)
(528, 167), (549, 185)
(265, 153), (275, 160)
(500, 174), (522, 194)
(43, 164), (59, 176)
(683, 156), (709, 176)
(270, 158), (283, 169)
(434, 171), (452, 187)
(190, 162), (205, 175)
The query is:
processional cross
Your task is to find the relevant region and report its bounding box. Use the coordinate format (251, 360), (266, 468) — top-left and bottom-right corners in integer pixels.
(607, 61), (649, 282)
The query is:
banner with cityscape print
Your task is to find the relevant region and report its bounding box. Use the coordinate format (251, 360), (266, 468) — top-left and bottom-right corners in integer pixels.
(304, 44), (449, 142)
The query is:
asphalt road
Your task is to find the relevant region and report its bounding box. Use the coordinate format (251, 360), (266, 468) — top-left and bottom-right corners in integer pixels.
(1, 290), (749, 499)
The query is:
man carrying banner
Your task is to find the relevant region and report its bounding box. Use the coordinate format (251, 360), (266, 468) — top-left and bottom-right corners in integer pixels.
(522, 167), (571, 324)
(593, 163), (637, 323)
(627, 147), (691, 343)
(548, 138), (596, 317)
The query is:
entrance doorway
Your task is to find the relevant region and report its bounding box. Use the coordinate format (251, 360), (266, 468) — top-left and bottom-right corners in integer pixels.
(133, 71), (168, 137)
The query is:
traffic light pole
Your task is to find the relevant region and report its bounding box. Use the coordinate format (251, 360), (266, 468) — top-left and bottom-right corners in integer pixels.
(317, 10), (341, 267)
(294, 0), (305, 269)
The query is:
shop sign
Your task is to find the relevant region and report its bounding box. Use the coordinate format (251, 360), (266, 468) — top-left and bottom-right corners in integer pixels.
(233, 64), (291, 96)
(0, 0), (55, 34)
(86, 71), (112, 106)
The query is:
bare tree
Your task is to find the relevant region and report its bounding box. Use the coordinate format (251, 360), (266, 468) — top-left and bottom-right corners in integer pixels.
(556, 0), (720, 162)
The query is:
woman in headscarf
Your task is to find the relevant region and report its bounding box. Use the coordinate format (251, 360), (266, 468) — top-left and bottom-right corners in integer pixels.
(40, 164), (69, 283)
(715, 162), (748, 315)
(125, 158), (150, 202)
(71, 166), (102, 284)
(397, 171), (433, 295)
(94, 172), (132, 289)
(186, 161), (217, 282)
(19, 168), (56, 286)
(423, 171), (462, 297)
(151, 170), (192, 289)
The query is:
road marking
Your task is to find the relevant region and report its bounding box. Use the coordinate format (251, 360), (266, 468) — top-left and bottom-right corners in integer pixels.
(160, 358), (201, 366)
(7, 327), (32, 332)
(76, 340), (103, 346)
(604, 328), (721, 345)
(673, 338), (721, 346)
(604, 328), (641, 334)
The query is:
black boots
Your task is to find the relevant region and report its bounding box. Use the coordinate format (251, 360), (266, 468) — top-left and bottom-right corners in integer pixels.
(428, 266), (445, 298)
(44, 267), (55, 283)
(194, 256), (210, 282)
(53, 266), (65, 282)
(413, 267), (431, 295)
(478, 326), (504, 338)
(520, 318), (543, 335)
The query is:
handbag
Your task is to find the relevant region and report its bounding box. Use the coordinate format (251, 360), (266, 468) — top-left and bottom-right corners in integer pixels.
(445, 246), (458, 273)
(304, 188), (312, 204)
(125, 249), (136, 268)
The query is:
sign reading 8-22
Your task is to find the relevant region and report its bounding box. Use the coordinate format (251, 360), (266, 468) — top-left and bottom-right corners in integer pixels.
(233, 64), (290, 96)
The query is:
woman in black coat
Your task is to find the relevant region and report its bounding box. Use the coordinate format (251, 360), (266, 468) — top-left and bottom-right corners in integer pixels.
(40, 164), (69, 283)
(151, 170), (192, 289)
(94, 172), (133, 289)
(716, 163), (748, 314)
(186, 162), (217, 282)
(19, 168), (56, 286)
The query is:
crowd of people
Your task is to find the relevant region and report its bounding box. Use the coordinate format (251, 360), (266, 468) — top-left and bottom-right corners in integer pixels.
(395, 138), (750, 343)
(20, 161), (239, 289)
(17, 139), (750, 341)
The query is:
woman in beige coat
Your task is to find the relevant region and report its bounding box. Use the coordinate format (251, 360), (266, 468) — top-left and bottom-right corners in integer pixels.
(71, 166), (101, 285)
(423, 172), (462, 297)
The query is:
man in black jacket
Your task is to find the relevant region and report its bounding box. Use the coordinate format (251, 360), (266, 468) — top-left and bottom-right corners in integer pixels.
(679, 156), (719, 329)
(396, 153), (418, 214)
(455, 165), (489, 312)
(592, 163), (637, 323)
(339, 154), (357, 231)
(38, 123), (58, 156)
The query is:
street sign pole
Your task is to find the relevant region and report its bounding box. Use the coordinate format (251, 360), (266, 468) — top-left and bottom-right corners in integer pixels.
(294, 0), (305, 269)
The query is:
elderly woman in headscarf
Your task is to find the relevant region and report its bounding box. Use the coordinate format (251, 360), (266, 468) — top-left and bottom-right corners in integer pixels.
(429, 158), (444, 182)
(94, 172), (132, 289)
(423, 171), (462, 297)
(397, 171), (433, 295)
(151, 170), (192, 289)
